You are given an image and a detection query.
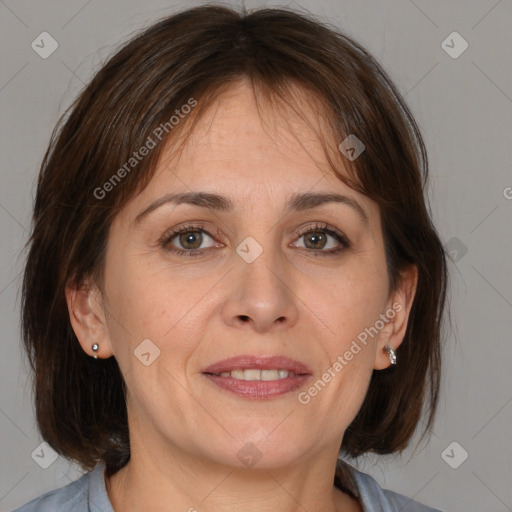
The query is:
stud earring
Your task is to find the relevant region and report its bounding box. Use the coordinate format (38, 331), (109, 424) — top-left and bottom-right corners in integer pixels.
(91, 343), (99, 359)
(384, 345), (397, 365)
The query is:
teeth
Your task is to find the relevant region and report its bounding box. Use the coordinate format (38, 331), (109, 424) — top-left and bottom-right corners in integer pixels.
(244, 369), (261, 381)
(217, 369), (295, 380)
(261, 369), (279, 381)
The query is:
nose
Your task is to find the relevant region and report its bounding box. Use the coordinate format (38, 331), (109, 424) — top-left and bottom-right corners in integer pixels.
(221, 248), (299, 333)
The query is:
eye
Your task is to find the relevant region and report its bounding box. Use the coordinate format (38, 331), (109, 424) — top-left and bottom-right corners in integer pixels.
(292, 223), (350, 256)
(160, 222), (350, 257)
(161, 224), (221, 256)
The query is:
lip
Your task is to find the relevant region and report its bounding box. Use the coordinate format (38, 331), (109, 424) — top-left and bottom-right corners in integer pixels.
(202, 355), (312, 400)
(202, 355), (312, 375)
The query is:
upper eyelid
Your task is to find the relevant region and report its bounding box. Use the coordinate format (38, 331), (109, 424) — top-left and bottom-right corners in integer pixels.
(161, 223), (221, 244)
(162, 223), (349, 249)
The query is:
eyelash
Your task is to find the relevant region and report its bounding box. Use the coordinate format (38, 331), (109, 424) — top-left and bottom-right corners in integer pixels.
(160, 222), (350, 257)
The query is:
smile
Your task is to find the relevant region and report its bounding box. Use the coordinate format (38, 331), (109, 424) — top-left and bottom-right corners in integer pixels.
(215, 369), (296, 380)
(203, 355), (312, 399)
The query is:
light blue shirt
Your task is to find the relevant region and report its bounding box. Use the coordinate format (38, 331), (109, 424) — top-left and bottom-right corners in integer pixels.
(12, 462), (442, 511)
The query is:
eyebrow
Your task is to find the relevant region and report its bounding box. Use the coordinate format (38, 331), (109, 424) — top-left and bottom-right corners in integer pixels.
(133, 191), (369, 226)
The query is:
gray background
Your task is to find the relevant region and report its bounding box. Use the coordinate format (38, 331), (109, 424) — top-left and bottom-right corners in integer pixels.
(1, 0), (511, 511)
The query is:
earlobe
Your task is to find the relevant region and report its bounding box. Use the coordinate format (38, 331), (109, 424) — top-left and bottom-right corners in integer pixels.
(374, 265), (418, 370)
(373, 322), (396, 370)
(65, 281), (113, 359)
(383, 345), (397, 365)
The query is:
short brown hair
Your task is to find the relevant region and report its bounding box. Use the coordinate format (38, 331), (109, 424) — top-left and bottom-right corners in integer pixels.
(21, 4), (448, 493)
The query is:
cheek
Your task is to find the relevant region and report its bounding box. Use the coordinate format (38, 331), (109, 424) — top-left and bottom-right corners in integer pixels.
(102, 250), (170, 361)
(302, 316), (376, 438)
(305, 265), (389, 346)
(296, 262), (387, 412)
(105, 238), (176, 326)
(103, 247), (216, 372)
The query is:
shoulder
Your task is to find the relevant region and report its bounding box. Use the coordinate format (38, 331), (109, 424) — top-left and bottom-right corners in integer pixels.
(11, 463), (112, 512)
(11, 474), (90, 512)
(351, 467), (443, 512)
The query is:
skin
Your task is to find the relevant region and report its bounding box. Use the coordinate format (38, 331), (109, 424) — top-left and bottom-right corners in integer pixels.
(67, 79), (417, 512)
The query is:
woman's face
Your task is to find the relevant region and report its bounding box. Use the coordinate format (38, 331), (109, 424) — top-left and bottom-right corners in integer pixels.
(76, 80), (414, 472)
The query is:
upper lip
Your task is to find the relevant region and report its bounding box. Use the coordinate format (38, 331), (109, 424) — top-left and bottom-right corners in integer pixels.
(203, 355), (312, 375)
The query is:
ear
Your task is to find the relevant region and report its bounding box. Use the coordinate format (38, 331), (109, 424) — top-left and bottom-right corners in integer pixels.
(65, 279), (114, 359)
(373, 264), (418, 370)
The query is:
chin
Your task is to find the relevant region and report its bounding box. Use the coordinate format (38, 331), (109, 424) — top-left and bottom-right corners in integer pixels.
(197, 427), (309, 470)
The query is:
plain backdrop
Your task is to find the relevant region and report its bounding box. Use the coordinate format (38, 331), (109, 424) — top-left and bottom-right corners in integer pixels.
(1, 1), (511, 511)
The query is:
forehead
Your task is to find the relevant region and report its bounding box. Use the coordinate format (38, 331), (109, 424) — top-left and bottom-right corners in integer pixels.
(158, 79), (351, 191)
(117, 79), (379, 230)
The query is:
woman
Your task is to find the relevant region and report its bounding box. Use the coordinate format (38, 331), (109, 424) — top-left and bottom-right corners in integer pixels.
(16, 5), (447, 511)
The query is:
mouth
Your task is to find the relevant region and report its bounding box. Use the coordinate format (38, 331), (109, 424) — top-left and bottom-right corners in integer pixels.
(211, 369), (299, 380)
(202, 355), (312, 399)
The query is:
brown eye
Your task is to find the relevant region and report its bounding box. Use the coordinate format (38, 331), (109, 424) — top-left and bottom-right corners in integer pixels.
(162, 226), (218, 255)
(292, 224), (350, 256)
(302, 231), (328, 250)
(178, 230), (203, 250)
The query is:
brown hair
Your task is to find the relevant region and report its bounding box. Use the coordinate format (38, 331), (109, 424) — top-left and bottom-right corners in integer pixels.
(21, 4), (448, 496)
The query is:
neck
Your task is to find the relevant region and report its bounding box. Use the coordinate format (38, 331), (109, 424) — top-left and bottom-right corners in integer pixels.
(105, 443), (361, 512)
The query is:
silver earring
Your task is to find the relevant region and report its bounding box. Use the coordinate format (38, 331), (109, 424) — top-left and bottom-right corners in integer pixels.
(384, 345), (397, 365)
(91, 343), (99, 359)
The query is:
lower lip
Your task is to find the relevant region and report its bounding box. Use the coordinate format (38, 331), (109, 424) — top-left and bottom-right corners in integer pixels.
(203, 374), (311, 399)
